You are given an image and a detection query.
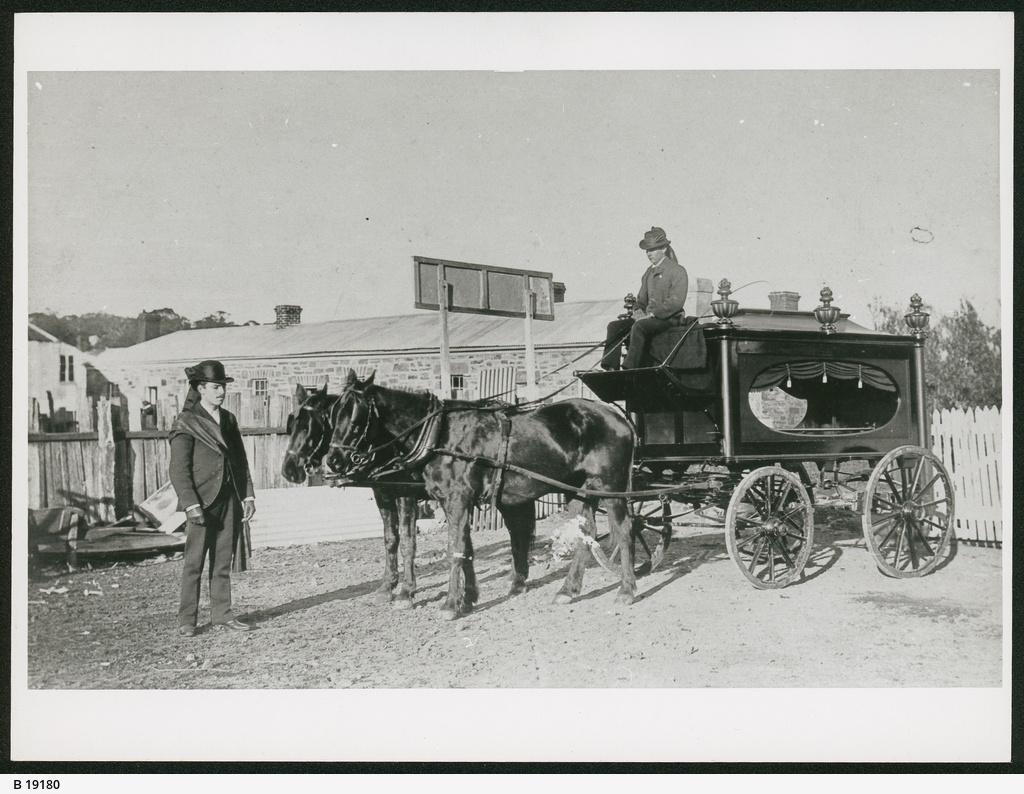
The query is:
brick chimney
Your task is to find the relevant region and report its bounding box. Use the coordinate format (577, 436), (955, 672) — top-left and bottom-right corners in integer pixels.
(769, 291), (801, 311)
(274, 304), (303, 328)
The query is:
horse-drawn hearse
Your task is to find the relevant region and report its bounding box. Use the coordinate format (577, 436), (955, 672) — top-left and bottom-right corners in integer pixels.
(282, 280), (953, 618)
(575, 282), (954, 589)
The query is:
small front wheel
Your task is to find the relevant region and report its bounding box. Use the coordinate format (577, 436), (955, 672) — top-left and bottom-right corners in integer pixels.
(725, 466), (814, 589)
(862, 446), (955, 577)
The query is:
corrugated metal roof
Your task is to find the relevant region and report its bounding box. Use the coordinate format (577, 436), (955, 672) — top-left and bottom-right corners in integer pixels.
(97, 299), (624, 364)
(96, 300), (886, 366)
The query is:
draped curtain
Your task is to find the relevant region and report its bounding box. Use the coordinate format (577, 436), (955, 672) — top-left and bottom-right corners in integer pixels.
(750, 361), (896, 392)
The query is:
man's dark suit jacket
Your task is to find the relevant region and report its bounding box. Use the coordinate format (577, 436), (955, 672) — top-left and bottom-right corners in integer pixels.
(168, 401), (256, 511)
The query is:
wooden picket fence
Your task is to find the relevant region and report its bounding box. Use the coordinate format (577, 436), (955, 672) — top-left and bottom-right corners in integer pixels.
(930, 406), (1002, 545)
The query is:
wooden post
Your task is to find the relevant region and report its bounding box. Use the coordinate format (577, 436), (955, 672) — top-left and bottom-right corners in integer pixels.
(523, 281), (538, 401)
(96, 396), (116, 523)
(437, 263), (451, 398)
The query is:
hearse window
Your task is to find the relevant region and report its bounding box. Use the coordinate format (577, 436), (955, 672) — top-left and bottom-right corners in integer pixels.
(643, 412), (676, 445)
(748, 360), (898, 436)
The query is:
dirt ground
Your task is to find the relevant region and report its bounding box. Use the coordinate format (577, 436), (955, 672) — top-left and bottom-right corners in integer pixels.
(24, 507), (1003, 689)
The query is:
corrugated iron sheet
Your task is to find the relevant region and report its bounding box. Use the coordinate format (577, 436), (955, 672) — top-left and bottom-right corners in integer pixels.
(98, 299), (622, 365)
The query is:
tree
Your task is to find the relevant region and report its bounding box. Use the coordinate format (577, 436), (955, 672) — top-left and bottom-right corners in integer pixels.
(869, 297), (1001, 410)
(30, 311), (138, 350)
(191, 310), (236, 329)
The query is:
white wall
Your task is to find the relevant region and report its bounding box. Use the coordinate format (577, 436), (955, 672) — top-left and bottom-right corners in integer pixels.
(27, 339), (89, 415)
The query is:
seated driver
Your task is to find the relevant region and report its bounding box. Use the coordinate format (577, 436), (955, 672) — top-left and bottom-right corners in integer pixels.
(602, 226), (689, 370)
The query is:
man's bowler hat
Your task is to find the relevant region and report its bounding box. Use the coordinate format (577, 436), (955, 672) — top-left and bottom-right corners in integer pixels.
(185, 360), (234, 384)
(639, 226), (671, 251)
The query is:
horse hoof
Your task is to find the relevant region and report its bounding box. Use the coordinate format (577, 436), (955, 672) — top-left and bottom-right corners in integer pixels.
(440, 608), (459, 621)
(372, 589), (393, 605)
(508, 582), (528, 597)
(553, 592), (574, 605)
(614, 590), (636, 606)
(391, 597), (414, 611)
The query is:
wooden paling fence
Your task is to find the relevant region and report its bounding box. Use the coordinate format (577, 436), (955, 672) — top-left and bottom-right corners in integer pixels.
(28, 397), (303, 524)
(930, 406), (1003, 545)
(472, 493), (567, 533)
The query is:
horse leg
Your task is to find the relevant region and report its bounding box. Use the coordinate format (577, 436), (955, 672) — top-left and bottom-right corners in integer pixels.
(440, 491), (475, 620)
(392, 496), (418, 610)
(605, 496), (636, 605)
(372, 489), (399, 605)
(463, 533), (479, 607)
(554, 498), (597, 604)
(500, 501), (535, 596)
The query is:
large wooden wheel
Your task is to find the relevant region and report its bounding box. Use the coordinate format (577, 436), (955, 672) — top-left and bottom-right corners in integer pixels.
(605, 492), (696, 573)
(862, 446), (955, 578)
(725, 466), (814, 589)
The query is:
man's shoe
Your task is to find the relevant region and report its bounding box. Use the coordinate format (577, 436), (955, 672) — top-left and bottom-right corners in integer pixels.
(177, 625), (196, 637)
(215, 618), (252, 632)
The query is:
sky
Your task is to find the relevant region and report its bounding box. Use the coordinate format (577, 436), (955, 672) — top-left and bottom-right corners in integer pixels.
(26, 68), (1001, 329)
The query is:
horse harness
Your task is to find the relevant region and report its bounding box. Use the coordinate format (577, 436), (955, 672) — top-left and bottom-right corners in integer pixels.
(327, 390), (517, 502)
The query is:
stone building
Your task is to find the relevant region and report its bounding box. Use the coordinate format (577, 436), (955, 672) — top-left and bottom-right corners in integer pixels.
(97, 283), (714, 427)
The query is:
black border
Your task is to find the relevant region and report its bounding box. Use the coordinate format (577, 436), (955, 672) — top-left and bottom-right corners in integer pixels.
(2, 1), (1019, 775)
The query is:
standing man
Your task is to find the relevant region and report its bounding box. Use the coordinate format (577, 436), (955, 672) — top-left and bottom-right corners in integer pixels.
(169, 360), (256, 636)
(602, 226), (689, 370)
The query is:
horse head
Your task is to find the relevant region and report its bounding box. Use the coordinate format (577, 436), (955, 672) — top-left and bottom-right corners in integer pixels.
(324, 369), (380, 477)
(281, 380), (338, 483)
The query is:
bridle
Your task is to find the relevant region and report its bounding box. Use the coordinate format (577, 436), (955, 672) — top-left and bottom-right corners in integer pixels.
(291, 395), (343, 475)
(328, 387), (447, 480)
(328, 386), (381, 476)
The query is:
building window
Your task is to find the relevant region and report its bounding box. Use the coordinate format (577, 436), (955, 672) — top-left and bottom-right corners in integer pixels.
(59, 354), (66, 382)
(68, 355), (75, 382)
(450, 374), (467, 399)
(252, 378), (268, 398)
(147, 386), (159, 404)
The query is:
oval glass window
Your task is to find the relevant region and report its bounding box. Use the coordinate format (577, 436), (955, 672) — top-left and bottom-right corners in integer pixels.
(748, 360), (899, 436)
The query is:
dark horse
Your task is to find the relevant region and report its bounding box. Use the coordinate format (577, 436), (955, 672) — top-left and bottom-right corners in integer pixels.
(281, 383), (424, 609)
(325, 369), (636, 620)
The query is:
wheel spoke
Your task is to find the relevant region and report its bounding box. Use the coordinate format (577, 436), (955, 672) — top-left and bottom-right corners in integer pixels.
(871, 495), (901, 512)
(882, 470), (903, 501)
(736, 533), (762, 550)
(908, 518), (936, 557)
(916, 496), (950, 510)
(877, 518), (900, 549)
(749, 483), (772, 520)
(767, 538), (776, 581)
(910, 473), (942, 503)
(774, 481), (793, 514)
(871, 512), (898, 529)
(905, 519), (921, 569)
(736, 514), (764, 528)
(780, 503), (807, 522)
(780, 511), (807, 536)
(892, 525), (907, 569)
(907, 456), (925, 496)
(774, 536), (796, 569)
(920, 516), (950, 533)
(748, 537), (767, 573)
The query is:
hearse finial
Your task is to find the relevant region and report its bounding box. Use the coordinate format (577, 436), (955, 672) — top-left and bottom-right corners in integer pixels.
(813, 286), (840, 334)
(904, 293), (930, 338)
(711, 278), (739, 326)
